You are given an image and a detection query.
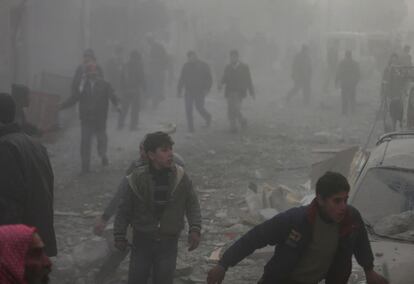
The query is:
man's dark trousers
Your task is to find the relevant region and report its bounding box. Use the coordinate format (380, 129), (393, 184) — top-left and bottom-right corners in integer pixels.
(80, 121), (107, 172)
(226, 91), (246, 131)
(185, 92), (211, 132)
(128, 234), (178, 284)
(341, 86), (356, 115)
(119, 92), (140, 130)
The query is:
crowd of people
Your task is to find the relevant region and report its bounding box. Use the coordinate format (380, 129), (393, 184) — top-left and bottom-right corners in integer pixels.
(3, 36), (411, 284)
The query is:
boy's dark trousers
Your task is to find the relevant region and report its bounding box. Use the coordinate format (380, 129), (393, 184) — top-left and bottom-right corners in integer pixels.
(128, 233), (178, 284)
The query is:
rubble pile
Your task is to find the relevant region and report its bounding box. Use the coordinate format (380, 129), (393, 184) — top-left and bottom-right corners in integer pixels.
(374, 210), (414, 239)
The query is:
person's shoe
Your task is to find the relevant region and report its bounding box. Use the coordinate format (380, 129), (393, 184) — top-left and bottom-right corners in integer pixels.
(102, 157), (109, 167)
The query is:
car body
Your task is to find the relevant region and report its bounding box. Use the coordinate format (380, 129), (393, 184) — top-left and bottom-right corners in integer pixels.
(347, 132), (414, 284)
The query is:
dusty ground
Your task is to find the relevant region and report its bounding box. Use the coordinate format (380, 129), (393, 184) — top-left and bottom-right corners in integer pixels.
(47, 79), (383, 283)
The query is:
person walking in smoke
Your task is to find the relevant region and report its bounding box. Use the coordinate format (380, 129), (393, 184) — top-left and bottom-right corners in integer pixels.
(207, 172), (388, 284)
(106, 45), (125, 99)
(336, 50), (361, 115)
(219, 49), (255, 133)
(146, 35), (169, 110)
(60, 63), (120, 174)
(118, 50), (146, 131)
(287, 44), (312, 105)
(114, 132), (201, 284)
(177, 51), (213, 133)
(71, 49), (104, 98)
(93, 139), (184, 283)
(381, 53), (404, 132)
(399, 45), (412, 67)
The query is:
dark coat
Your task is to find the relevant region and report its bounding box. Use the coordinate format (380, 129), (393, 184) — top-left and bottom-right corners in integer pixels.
(336, 58), (361, 90)
(221, 62), (254, 98)
(0, 123), (57, 256)
(61, 78), (118, 127)
(219, 199), (374, 284)
(178, 59), (212, 95)
(382, 65), (404, 99)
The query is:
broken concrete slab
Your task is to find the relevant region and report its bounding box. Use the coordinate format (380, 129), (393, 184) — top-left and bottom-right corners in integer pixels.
(72, 238), (109, 268)
(259, 208), (278, 220)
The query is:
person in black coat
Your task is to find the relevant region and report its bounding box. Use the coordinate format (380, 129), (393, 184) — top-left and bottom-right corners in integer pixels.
(0, 93), (57, 257)
(219, 50), (255, 133)
(147, 36), (169, 110)
(118, 50), (146, 131)
(336, 50), (361, 115)
(287, 45), (312, 105)
(61, 63), (120, 174)
(178, 51), (212, 132)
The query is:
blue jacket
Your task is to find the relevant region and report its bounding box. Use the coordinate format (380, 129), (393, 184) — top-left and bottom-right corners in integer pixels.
(219, 199), (374, 284)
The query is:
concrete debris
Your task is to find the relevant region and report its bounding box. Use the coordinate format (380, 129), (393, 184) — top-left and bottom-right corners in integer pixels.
(395, 230), (414, 240)
(72, 238), (109, 268)
(245, 183), (302, 218)
(208, 247), (223, 262)
(197, 188), (218, 194)
(178, 276), (205, 283)
(54, 210), (83, 217)
(175, 261), (194, 277)
(158, 122), (177, 134)
(54, 210), (100, 218)
(259, 208), (278, 220)
(51, 254), (76, 279)
(245, 187), (264, 218)
(215, 209), (228, 219)
(223, 224), (250, 235)
(300, 193), (315, 205)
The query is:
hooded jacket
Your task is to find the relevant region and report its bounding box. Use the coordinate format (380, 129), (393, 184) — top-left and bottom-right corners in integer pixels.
(114, 164), (201, 240)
